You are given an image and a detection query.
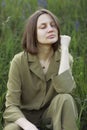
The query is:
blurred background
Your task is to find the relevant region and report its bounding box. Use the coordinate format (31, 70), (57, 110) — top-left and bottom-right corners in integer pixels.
(0, 0), (87, 130)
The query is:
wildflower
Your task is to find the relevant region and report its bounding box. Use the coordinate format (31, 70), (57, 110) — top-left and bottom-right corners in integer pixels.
(37, 0), (48, 8)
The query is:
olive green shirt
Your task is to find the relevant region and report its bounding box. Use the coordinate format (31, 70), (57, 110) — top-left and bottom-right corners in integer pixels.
(3, 50), (76, 123)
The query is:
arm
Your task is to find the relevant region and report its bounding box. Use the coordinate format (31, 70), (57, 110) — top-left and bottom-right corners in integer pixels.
(3, 55), (38, 130)
(15, 117), (38, 130)
(58, 35), (71, 75)
(51, 35), (76, 93)
(3, 57), (25, 122)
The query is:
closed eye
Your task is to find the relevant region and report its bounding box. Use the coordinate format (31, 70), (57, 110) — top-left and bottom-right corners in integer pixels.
(51, 22), (56, 28)
(38, 22), (56, 29)
(39, 24), (46, 29)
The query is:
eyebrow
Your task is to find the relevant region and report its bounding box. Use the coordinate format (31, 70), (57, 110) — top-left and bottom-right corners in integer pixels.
(38, 21), (55, 26)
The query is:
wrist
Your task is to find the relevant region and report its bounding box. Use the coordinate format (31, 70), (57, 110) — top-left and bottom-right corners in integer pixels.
(61, 47), (69, 52)
(15, 117), (30, 129)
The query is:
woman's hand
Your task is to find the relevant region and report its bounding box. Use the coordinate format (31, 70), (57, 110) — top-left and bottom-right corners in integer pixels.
(60, 35), (71, 49)
(15, 117), (38, 130)
(24, 123), (38, 130)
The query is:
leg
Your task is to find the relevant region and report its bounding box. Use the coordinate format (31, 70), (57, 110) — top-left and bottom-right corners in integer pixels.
(3, 123), (22, 130)
(42, 94), (78, 130)
(61, 94), (78, 130)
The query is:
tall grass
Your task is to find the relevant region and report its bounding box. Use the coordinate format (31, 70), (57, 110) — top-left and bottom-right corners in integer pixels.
(0, 0), (87, 130)
(50, 1), (87, 129)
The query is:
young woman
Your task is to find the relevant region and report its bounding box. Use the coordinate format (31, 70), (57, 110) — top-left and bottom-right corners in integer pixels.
(3, 9), (78, 130)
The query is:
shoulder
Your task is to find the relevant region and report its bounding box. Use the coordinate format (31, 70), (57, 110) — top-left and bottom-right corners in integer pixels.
(10, 51), (28, 67)
(13, 51), (25, 60)
(12, 51), (28, 63)
(9, 51), (29, 73)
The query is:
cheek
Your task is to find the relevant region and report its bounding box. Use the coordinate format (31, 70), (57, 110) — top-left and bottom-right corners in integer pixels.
(56, 30), (58, 39)
(56, 29), (58, 35)
(37, 30), (45, 42)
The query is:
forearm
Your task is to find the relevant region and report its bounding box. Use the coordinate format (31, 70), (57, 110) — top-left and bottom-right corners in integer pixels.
(15, 117), (38, 130)
(58, 35), (71, 75)
(58, 48), (70, 75)
(52, 35), (76, 93)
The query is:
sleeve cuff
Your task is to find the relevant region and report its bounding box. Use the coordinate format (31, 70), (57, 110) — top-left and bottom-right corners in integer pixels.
(3, 106), (25, 122)
(51, 69), (76, 93)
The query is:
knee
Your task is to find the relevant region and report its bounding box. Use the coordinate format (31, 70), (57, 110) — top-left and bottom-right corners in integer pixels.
(58, 94), (77, 113)
(3, 123), (21, 130)
(54, 93), (73, 102)
(52, 94), (76, 108)
(61, 93), (74, 102)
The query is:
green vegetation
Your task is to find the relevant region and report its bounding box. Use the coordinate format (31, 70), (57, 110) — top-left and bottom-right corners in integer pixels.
(0, 0), (87, 129)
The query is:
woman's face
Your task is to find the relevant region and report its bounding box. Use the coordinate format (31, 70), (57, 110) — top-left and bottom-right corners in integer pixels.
(37, 13), (58, 45)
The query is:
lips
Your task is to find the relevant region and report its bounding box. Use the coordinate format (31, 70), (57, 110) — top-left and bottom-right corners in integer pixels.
(47, 34), (55, 39)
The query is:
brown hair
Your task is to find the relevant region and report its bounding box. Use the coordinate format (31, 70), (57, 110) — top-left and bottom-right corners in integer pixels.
(22, 8), (61, 54)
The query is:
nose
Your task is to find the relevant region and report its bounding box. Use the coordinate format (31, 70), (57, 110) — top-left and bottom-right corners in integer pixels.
(47, 25), (53, 32)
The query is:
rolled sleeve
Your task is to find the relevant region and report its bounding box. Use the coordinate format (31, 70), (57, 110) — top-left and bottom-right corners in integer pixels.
(3, 106), (25, 123)
(51, 69), (76, 93)
(3, 56), (25, 122)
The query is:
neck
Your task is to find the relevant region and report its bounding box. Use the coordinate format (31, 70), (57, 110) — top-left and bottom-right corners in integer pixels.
(38, 44), (54, 61)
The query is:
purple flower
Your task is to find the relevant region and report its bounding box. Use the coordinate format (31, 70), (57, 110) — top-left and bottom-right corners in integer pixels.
(38, 0), (48, 8)
(1, 0), (6, 7)
(75, 20), (80, 31)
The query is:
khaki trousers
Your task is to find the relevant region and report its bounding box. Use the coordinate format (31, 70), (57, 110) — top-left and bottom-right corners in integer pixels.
(3, 94), (78, 130)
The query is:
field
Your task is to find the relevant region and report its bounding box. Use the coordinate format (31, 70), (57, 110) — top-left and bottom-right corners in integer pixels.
(0, 0), (87, 129)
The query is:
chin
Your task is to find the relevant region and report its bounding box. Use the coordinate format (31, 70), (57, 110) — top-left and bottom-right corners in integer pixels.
(49, 39), (58, 44)
(39, 38), (58, 45)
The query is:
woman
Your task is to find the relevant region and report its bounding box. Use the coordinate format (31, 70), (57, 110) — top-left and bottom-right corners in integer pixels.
(3, 9), (78, 130)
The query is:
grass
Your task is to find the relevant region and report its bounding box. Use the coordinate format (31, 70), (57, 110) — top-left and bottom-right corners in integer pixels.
(0, 0), (87, 129)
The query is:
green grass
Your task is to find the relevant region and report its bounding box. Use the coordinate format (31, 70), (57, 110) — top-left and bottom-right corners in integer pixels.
(0, 0), (87, 129)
